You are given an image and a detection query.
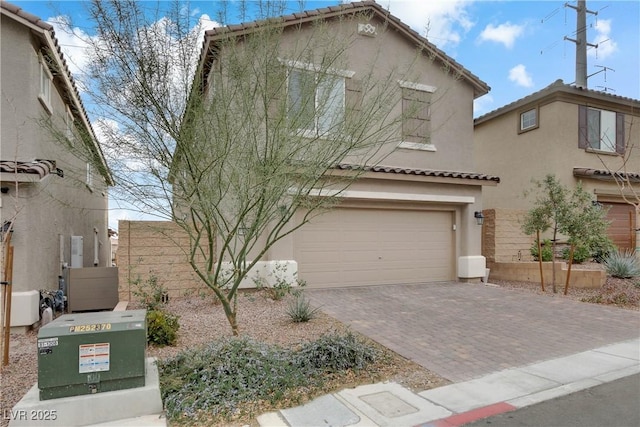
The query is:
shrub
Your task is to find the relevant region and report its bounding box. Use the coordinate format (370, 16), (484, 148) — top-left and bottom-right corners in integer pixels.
(561, 245), (590, 264)
(286, 293), (320, 323)
(604, 250), (640, 279)
(147, 309), (180, 347)
(158, 337), (307, 420)
(132, 274), (169, 311)
(589, 235), (616, 263)
(531, 239), (553, 261)
(294, 331), (379, 373)
(157, 333), (380, 422)
(252, 263), (302, 301)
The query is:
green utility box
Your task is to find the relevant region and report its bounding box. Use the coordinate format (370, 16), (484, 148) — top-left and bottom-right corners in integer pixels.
(37, 310), (147, 400)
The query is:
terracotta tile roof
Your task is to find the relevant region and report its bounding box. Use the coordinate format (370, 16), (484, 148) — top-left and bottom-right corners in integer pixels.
(201, 1), (489, 98)
(0, 160), (62, 180)
(573, 167), (640, 183)
(0, 0), (52, 30)
(337, 163), (500, 183)
(475, 79), (640, 125)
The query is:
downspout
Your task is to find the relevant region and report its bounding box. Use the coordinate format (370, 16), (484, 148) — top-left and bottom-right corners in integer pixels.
(93, 227), (99, 266)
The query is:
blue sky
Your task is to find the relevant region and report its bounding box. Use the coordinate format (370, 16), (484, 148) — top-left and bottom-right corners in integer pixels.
(9, 0), (640, 227)
(13, 0), (639, 114)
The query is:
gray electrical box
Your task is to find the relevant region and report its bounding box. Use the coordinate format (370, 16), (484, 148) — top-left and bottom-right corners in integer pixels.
(37, 310), (147, 400)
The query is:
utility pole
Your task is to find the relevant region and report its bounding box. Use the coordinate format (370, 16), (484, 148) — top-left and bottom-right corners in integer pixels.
(564, 0), (598, 88)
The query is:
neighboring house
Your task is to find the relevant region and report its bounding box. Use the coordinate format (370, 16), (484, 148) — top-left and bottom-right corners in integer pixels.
(475, 79), (640, 263)
(1, 2), (113, 325)
(182, 0), (498, 289)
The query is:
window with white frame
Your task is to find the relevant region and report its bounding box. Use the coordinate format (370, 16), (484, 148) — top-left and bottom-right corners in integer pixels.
(39, 53), (53, 113)
(578, 105), (624, 154)
(287, 68), (345, 136)
(519, 108), (537, 132)
(587, 108), (616, 152)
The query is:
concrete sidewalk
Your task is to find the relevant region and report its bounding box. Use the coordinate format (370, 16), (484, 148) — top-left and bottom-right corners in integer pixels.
(257, 338), (640, 427)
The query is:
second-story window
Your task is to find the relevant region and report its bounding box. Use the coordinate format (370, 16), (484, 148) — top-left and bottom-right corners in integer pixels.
(287, 68), (345, 136)
(579, 105), (624, 154)
(39, 53), (53, 113)
(587, 108), (616, 152)
(519, 108), (538, 132)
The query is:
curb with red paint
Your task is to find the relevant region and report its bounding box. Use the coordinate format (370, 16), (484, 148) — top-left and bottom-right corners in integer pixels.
(417, 402), (517, 427)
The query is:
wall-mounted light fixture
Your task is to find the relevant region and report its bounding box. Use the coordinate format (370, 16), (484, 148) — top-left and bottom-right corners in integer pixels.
(474, 211), (485, 226)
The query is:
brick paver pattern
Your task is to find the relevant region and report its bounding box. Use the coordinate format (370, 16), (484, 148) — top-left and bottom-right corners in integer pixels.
(307, 282), (640, 382)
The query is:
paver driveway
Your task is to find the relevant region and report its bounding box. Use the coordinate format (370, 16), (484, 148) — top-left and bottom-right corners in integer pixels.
(307, 282), (640, 382)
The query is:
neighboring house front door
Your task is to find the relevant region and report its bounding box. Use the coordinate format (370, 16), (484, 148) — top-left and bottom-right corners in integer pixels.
(601, 202), (636, 252)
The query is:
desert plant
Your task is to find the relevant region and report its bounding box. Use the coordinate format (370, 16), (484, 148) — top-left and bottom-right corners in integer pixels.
(530, 239), (553, 262)
(591, 236), (617, 263)
(132, 274), (169, 311)
(294, 331), (379, 373)
(253, 263), (300, 301)
(146, 309), (180, 346)
(286, 293), (320, 323)
(562, 245), (590, 264)
(604, 250), (640, 279)
(159, 337), (306, 420)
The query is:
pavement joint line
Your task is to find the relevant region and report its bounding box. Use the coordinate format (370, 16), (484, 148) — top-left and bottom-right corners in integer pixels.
(258, 337), (640, 427)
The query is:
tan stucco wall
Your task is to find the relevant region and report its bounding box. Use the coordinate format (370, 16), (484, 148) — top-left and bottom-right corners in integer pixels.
(1, 15), (110, 293)
(272, 14), (479, 173)
(117, 221), (214, 302)
(475, 97), (640, 211)
(202, 15), (488, 274)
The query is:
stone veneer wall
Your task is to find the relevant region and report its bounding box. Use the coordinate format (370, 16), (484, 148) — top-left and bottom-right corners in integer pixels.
(116, 220), (214, 302)
(482, 208), (534, 263)
(488, 261), (606, 289)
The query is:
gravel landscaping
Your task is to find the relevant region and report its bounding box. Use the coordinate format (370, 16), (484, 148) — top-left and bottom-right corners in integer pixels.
(1, 276), (638, 426)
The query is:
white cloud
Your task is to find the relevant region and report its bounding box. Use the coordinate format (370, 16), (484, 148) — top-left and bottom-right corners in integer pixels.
(478, 22), (524, 49)
(508, 64), (533, 88)
(382, 0), (475, 48)
(473, 94), (494, 117)
(47, 16), (97, 92)
(588, 19), (618, 59)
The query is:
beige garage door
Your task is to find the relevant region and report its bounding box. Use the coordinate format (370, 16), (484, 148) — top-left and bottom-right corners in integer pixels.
(294, 208), (454, 288)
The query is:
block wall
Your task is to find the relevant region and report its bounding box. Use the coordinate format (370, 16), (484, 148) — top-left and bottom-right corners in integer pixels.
(488, 261), (606, 289)
(482, 208), (533, 263)
(116, 221), (214, 302)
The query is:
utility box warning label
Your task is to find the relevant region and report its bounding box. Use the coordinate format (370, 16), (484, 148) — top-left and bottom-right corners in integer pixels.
(79, 343), (110, 373)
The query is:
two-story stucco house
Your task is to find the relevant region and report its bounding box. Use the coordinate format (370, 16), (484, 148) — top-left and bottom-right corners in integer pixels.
(1, 2), (113, 327)
(475, 79), (640, 264)
(181, 0), (498, 289)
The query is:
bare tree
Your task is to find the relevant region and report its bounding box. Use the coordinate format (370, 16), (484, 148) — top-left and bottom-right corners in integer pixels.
(59, 0), (446, 334)
(594, 116), (639, 257)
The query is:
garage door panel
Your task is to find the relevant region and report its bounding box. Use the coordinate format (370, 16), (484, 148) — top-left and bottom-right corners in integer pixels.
(295, 208), (454, 288)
